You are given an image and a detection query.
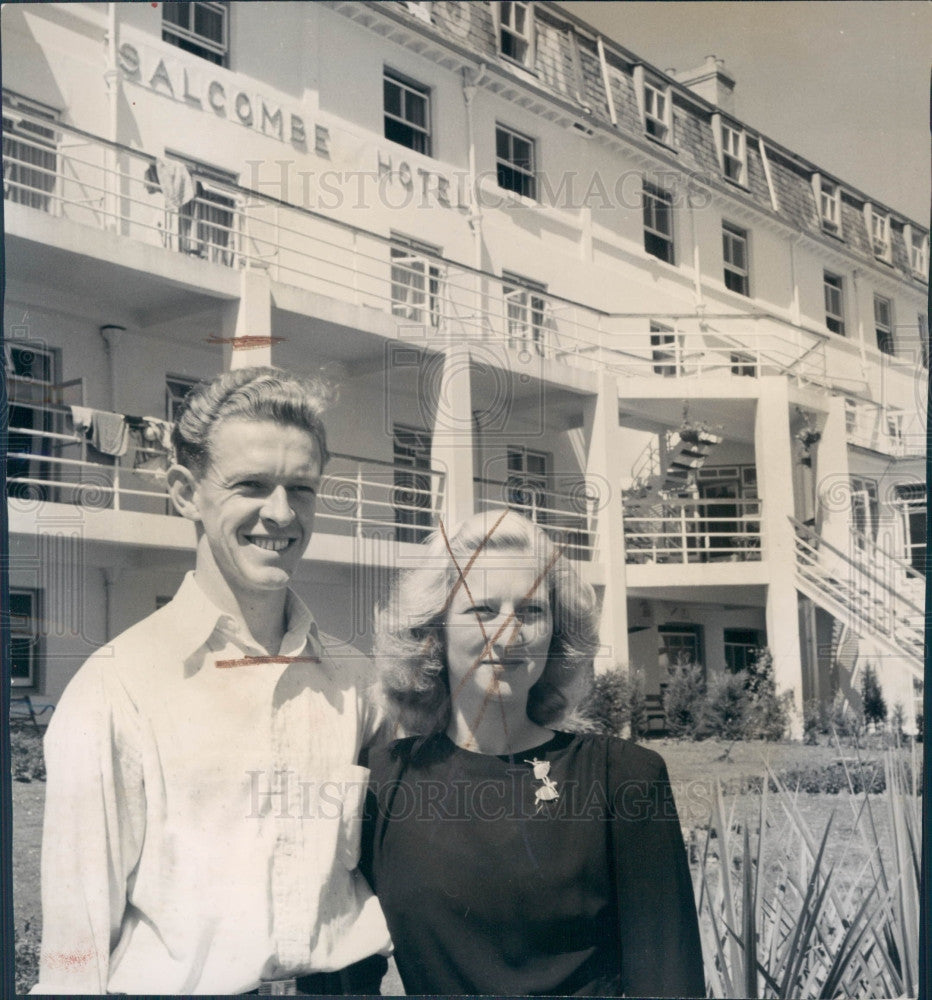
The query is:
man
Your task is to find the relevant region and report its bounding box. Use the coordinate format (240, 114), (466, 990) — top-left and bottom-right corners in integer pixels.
(33, 367), (391, 995)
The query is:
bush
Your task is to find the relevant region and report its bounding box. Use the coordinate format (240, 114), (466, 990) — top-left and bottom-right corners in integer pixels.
(662, 662), (706, 738)
(576, 666), (649, 739)
(861, 663), (888, 727)
(829, 691), (865, 745)
(743, 648), (790, 741)
(697, 670), (749, 740)
(803, 698), (825, 745)
(10, 724), (46, 782)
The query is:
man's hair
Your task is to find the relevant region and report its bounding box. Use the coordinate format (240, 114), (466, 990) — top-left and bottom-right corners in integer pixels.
(375, 510), (600, 735)
(172, 366), (333, 476)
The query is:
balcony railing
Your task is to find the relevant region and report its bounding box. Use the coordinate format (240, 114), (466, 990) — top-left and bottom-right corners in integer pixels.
(474, 477), (597, 561)
(623, 498), (762, 564)
(6, 400), (446, 542)
(5, 106), (904, 395)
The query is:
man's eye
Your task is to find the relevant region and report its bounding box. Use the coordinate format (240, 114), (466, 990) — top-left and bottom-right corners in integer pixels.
(237, 480), (265, 491)
(290, 485), (317, 496)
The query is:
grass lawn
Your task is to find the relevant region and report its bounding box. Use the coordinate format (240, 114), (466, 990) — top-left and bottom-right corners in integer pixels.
(11, 735), (918, 995)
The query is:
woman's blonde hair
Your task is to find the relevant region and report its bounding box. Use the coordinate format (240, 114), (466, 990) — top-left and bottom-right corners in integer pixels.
(375, 510), (600, 734)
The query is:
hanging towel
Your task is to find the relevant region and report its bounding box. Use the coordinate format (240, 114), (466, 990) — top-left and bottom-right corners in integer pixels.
(90, 410), (130, 457)
(142, 416), (174, 452)
(70, 405), (94, 433)
(155, 158), (196, 211)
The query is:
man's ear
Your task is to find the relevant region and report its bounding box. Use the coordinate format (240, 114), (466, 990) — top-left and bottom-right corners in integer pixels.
(167, 464), (201, 522)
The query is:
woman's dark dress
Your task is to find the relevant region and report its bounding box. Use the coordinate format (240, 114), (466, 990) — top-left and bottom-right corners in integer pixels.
(362, 731), (704, 997)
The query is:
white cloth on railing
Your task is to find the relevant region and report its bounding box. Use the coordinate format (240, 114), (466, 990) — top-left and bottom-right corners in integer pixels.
(154, 158), (196, 210)
(142, 416), (173, 452)
(70, 406), (130, 457)
(70, 405), (94, 432)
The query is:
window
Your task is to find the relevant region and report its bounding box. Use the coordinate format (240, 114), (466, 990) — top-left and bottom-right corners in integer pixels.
(394, 425), (433, 543)
(650, 321), (678, 376)
(818, 178), (841, 233)
(722, 222), (749, 296)
(495, 124), (536, 199)
(874, 294), (894, 355)
(2, 94), (58, 212)
(643, 182), (674, 263)
(6, 342), (57, 502)
(870, 209), (890, 259)
(721, 123), (746, 184)
(9, 590), (40, 688)
(896, 484), (926, 574)
(165, 375), (199, 422)
(909, 228), (929, 278)
(506, 446), (549, 516)
(497, 1), (533, 65)
(503, 272), (549, 355)
(724, 628), (763, 673)
(166, 158), (237, 265)
(659, 624), (703, 669)
(162, 2), (228, 66)
(391, 236), (444, 329)
(643, 81), (670, 142)
(383, 70), (431, 156)
(823, 271), (845, 335)
(850, 476), (879, 543)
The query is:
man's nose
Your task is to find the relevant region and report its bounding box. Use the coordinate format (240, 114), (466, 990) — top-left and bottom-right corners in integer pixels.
(261, 485), (295, 524)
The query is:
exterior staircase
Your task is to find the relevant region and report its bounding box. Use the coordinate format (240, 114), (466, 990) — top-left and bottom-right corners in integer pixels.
(791, 517), (924, 679)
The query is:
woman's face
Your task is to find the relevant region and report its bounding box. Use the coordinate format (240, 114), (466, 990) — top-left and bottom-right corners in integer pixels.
(444, 547), (554, 717)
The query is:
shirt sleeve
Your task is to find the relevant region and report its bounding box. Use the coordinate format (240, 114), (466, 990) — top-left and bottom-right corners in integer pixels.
(30, 660), (145, 995)
(608, 742), (705, 998)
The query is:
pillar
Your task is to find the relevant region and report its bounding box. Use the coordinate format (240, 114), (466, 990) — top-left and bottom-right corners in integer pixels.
(584, 373), (629, 673)
(430, 343), (475, 529)
(755, 378), (804, 736)
(224, 267), (273, 370)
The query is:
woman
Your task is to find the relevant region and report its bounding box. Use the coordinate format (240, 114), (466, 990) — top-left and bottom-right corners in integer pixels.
(363, 510), (704, 997)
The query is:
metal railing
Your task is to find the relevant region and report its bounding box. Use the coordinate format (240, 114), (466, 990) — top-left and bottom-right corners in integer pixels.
(623, 497), (762, 564)
(6, 401), (446, 541)
(473, 477), (598, 561)
(5, 105), (911, 394)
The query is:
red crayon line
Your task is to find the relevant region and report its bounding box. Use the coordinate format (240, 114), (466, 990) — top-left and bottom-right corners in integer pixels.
(205, 335), (287, 349)
(215, 655), (321, 668)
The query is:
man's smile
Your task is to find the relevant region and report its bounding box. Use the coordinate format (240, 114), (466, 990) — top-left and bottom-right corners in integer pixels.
(245, 535), (295, 552)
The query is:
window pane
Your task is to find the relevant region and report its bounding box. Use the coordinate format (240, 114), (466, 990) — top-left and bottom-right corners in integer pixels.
(405, 91), (427, 129)
(162, 2), (190, 28)
(194, 3), (223, 41)
(383, 78), (401, 117)
(496, 128), (510, 160)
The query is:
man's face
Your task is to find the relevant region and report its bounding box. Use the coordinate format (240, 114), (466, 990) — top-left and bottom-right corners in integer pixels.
(191, 417), (322, 603)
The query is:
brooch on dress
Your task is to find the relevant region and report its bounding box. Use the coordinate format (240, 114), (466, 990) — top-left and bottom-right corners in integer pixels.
(525, 757), (559, 813)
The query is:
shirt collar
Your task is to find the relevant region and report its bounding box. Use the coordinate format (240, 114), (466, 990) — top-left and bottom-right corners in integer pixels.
(166, 572), (323, 673)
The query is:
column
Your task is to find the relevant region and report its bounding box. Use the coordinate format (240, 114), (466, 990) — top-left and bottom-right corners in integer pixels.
(430, 343), (475, 529)
(224, 268), (273, 370)
(755, 378), (804, 736)
(583, 373), (629, 673)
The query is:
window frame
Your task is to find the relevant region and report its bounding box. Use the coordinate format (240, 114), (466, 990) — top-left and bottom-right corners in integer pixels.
(722, 221), (750, 296)
(720, 122), (746, 185)
(818, 178), (841, 234)
(642, 181), (674, 264)
(642, 79), (672, 143)
(161, 1), (229, 66)
(495, 123), (537, 200)
(505, 444), (550, 513)
(659, 623), (705, 671)
(390, 234), (445, 330)
(724, 628), (763, 673)
(383, 68), (432, 157)
(502, 271), (549, 355)
(649, 320), (678, 377)
(823, 270), (845, 336)
(393, 424), (434, 543)
(165, 374), (200, 423)
(2, 92), (60, 213)
(9, 588), (41, 689)
(496, 1), (534, 67)
(909, 228), (929, 279)
(873, 293), (894, 356)
(869, 207), (891, 261)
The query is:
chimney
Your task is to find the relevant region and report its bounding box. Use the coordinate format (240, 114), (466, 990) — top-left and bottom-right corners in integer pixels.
(672, 55), (736, 114)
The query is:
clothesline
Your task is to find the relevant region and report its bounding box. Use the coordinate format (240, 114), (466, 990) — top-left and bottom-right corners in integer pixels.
(69, 406), (173, 460)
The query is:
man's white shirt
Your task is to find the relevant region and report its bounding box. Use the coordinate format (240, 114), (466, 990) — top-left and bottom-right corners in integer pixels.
(32, 572), (391, 995)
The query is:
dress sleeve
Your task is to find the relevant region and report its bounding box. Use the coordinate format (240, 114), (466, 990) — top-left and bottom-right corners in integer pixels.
(30, 660), (145, 995)
(608, 742), (705, 998)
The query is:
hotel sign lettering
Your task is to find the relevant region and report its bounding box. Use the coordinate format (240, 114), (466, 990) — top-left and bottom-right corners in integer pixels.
(117, 42), (324, 152)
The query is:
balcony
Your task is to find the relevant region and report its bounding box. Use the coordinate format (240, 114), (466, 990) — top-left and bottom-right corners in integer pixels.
(623, 497), (762, 564)
(3, 105), (893, 395)
(474, 477), (597, 561)
(6, 397), (446, 544)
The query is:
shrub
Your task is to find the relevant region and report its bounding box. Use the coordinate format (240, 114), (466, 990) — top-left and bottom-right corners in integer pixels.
(662, 662), (706, 738)
(10, 724), (46, 782)
(698, 670), (749, 740)
(803, 698), (824, 745)
(861, 663), (887, 727)
(576, 665), (648, 739)
(743, 648), (790, 741)
(829, 691), (865, 745)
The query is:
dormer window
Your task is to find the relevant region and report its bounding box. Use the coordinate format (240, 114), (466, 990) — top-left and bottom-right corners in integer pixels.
(643, 80), (670, 142)
(720, 122), (746, 185)
(814, 175), (841, 234)
(866, 204), (891, 261)
(497, 2), (533, 66)
(906, 225), (929, 279)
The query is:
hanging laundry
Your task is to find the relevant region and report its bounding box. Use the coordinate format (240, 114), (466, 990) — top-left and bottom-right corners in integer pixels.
(142, 416), (174, 452)
(69, 405), (93, 433)
(154, 158), (196, 211)
(90, 410), (130, 457)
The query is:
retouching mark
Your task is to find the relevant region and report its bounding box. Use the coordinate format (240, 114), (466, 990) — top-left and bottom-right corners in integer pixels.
(437, 514), (565, 746)
(205, 335), (287, 350)
(215, 655), (321, 669)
